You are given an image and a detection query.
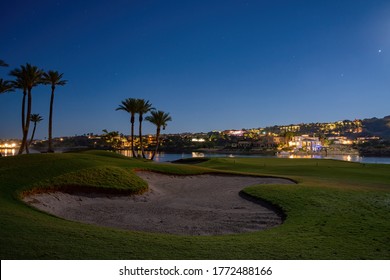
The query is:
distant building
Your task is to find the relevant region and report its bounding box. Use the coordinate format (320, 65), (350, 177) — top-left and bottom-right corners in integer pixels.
(356, 136), (380, 143)
(279, 125), (301, 132)
(237, 141), (251, 148)
(224, 130), (245, 137)
(328, 136), (353, 145)
(191, 138), (206, 142)
(289, 135), (322, 152)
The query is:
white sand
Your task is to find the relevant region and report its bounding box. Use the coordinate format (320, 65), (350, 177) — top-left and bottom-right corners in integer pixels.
(23, 171), (294, 235)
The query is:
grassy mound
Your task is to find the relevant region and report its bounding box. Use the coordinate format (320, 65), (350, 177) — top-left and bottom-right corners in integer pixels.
(21, 166), (148, 196)
(1, 151), (390, 259)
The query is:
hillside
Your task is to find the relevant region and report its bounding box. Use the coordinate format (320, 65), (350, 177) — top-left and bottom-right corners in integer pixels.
(362, 115), (390, 139)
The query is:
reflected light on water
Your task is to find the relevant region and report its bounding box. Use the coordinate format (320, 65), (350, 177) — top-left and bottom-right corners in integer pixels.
(119, 149), (132, 157)
(192, 152), (205, 158)
(116, 150), (390, 164)
(0, 149), (16, 157)
(287, 154), (322, 159)
(118, 150), (193, 161)
(332, 155), (362, 162)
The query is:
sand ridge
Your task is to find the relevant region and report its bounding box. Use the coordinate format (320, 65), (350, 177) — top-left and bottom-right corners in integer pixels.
(23, 171), (294, 235)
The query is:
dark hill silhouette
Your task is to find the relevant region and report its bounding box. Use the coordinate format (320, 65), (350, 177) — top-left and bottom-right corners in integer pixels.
(362, 115), (390, 139)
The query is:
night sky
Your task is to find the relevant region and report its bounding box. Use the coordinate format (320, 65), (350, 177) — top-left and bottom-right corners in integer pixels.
(1, 0), (389, 139)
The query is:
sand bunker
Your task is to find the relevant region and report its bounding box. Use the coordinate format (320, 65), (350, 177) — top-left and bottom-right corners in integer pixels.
(23, 172), (294, 235)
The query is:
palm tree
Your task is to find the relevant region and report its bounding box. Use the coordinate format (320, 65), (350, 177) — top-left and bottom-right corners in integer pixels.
(0, 79), (14, 94)
(116, 98), (138, 157)
(0, 59), (8, 67)
(29, 114), (43, 147)
(136, 99), (154, 158)
(145, 110), (172, 160)
(9, 64), (44, 155)
(41, 70), (67, 153)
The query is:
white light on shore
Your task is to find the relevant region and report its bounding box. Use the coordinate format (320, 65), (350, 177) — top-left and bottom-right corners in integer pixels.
(191, 138), (205, 142)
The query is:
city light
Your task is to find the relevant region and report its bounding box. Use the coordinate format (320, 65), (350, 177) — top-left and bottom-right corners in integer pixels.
(0, 143), (17, 148)
(191, 138), (205, 142)
(0, 142), (20, 157)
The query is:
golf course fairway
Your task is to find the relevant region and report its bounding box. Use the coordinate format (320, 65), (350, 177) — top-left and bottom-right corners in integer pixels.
(1, 150), (389, 259)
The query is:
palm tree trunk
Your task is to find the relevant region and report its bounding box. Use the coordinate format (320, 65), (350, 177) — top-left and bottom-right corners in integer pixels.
(18, 89), (32, 155)
(29, 123), (37, 147)
(131, 115), (135, 158)
(21, 90), (26, 136)
(18, 91), (27, 154)
(48, 86), (55, 152)
(151, 127), (161, 160)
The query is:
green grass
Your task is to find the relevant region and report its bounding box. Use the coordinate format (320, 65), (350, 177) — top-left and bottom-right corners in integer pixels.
(1, 151), (389, 259)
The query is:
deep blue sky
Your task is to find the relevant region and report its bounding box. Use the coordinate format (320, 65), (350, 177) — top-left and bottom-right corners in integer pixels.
(1, 0), (389, 139)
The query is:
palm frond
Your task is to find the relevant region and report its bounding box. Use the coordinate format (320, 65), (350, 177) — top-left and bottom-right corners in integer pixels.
(116, 98), (139, 113)
(30, 113), (44, 123)
(0, 59), (9, 67)
(41, 70), (67, 86)
(9, 63), (44, 89)
(0, 78), (14, 94)
(146, 110), (172, 128)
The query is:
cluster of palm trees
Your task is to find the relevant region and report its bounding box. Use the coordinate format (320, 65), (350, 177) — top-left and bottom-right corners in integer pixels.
(116, 98), (172, 160)
(0, 60), (67, 154)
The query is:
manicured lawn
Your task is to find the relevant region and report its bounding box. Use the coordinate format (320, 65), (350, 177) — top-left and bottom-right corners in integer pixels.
(1, 151), (389, 259)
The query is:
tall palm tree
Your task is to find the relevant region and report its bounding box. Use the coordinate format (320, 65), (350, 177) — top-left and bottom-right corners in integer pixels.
(0, 59), (8, 67)
(145, 110), (172, 160)
(136, 99), (154, 158)
(29, 114), (43, 147)
(0, 79), (14, 94)
(116, 98), (138, 157)
(9, 64), (44, 155)
(41, 70), (67, 153)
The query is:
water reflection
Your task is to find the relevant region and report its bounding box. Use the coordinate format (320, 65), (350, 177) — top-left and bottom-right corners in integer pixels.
(1, 148), (388, 165)
(0, 149), (16, 157)
(118, 150), (195, 161)
(192, 152), (205, 158)
(281, 154), (323, 159)
(116, 149), (390, 164)
(326, 155), (362, 162)
(1, 147), (383, 164)
(119, 149), (134, 158)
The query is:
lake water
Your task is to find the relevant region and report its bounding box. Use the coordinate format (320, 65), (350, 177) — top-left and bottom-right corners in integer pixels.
(119, 150), (390, 164)
(2, 148), (389, 164)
